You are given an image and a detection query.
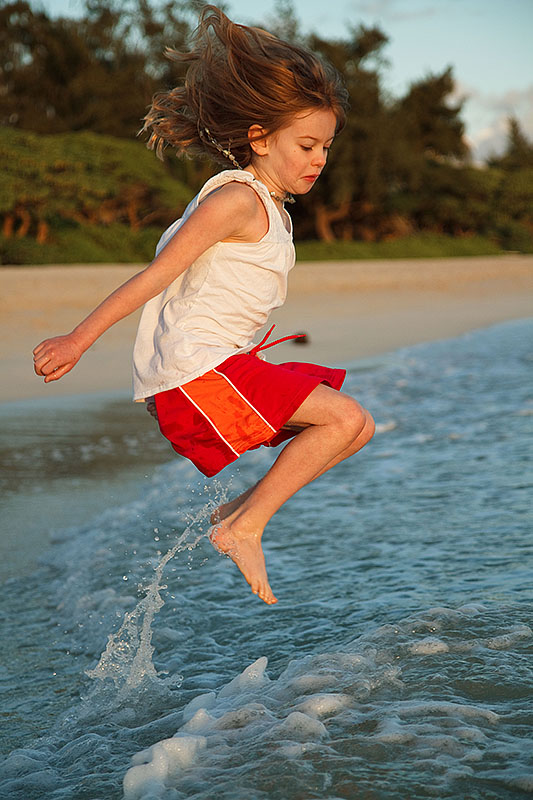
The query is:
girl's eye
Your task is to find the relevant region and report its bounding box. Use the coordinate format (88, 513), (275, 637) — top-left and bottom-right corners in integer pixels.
(301, 146), (312, 151)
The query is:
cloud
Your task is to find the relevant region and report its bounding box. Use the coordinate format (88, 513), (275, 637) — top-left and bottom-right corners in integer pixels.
(485, 85), (533, 121)
(447, 80), (533, 124)
(465, 119), (508, 164)
(445, 80), (533, 162)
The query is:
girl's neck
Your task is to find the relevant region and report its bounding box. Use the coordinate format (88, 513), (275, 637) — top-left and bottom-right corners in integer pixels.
(244, 164), (289, 210)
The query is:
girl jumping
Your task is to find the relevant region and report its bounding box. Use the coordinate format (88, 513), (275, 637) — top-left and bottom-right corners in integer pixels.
(33, 6), (375, 605)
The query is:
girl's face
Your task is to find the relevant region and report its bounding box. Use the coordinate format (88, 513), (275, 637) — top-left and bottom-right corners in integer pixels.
(248, 108), (338, 198)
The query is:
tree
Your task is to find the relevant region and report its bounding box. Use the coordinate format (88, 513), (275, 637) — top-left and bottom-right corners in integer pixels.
(290, 23), (391, 241)
(0, 1), (154, 135)
(488, 116), (533, 171)
(0, 0), (211, 137)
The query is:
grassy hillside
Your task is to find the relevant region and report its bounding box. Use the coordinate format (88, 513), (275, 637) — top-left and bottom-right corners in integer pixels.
(0, 127), (195, 264)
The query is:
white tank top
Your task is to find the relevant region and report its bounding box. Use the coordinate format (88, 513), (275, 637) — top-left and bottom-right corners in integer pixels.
(132, 170), (295, 401)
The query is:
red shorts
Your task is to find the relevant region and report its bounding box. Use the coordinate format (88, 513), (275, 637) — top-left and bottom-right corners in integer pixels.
(154, 353), (346, 477)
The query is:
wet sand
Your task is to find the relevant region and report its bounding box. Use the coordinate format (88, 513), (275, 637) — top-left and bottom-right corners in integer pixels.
(1, 255), (532, 403)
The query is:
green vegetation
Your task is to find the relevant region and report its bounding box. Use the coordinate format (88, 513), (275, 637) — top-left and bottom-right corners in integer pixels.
(0, 224), (164, 265)
(296, 234), (504, 261)
(0, 229), (505, 267)
(0, 127), (197, 263)
(0, 126), (193, 234)
(1, 0), (532, 264)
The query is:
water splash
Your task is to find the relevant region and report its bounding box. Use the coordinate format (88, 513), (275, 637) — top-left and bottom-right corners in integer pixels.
(86, 500), (218, 698)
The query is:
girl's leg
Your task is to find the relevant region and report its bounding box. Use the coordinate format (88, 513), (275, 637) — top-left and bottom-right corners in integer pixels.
(211, 485), (256, 524)
(211, 408), (374, 523)
(211, 384), (375, 604)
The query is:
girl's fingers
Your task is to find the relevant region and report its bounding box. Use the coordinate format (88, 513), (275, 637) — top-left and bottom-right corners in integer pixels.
(33, 336), (81, 383)
(33, 344), (52, 366)
(32, 341), (46, 357)
(145, 401), (158, 420)
(43, 363), (71, 382)
(33, 349), (70, 380)
(33, 358), (49, 376)
(33, 352), (53, 375)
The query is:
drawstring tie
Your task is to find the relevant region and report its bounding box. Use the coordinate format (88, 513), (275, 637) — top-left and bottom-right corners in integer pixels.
(249, 324), (305, 356)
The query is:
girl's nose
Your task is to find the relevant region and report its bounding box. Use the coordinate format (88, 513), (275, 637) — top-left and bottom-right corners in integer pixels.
(312, 151), (327, 167)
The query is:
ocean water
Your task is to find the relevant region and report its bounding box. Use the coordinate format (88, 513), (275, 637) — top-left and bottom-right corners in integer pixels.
(1, 319), (532, 800)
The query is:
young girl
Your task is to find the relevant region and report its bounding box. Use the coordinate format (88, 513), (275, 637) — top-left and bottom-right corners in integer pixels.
(33, 5), (375, 605)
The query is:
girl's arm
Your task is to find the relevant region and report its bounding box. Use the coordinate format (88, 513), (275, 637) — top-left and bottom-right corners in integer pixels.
(33, 183), (268, 383)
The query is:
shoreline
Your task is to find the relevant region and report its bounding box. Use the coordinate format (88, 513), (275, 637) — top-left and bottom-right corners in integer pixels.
(2, 254), (532, 403)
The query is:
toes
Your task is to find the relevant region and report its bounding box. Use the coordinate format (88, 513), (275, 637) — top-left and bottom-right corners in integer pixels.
(257, 582), (277, 605)
(209, 525), (229, 555)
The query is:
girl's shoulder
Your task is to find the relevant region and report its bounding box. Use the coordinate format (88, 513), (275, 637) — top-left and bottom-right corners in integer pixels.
(198, 175), (261, 211)
(196, 169), (293, 239)
(198, 169), (269, 204)
(197, 170), (272, 243)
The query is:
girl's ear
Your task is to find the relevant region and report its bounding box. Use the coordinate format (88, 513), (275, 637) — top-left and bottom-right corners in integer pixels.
(248, 124), (270, 156)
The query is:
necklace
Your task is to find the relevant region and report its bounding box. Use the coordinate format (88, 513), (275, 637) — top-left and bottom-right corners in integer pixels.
(269, 190), (295, 204)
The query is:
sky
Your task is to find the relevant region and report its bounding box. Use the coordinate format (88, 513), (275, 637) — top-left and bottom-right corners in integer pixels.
(36, 0), (533, 163)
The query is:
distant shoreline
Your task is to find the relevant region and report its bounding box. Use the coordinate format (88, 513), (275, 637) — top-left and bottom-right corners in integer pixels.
(3, 255), (532, 404)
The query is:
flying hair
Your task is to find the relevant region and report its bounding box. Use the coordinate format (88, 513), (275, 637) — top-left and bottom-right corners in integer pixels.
(141, 4), (349, 167)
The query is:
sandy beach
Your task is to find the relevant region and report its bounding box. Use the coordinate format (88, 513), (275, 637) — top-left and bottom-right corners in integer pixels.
(2, 254), (532, 403)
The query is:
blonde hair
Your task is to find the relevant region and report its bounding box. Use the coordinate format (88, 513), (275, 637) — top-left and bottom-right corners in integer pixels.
(142, 5), (348, 167)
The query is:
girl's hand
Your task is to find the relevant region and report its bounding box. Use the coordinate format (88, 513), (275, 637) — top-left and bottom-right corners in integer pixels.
(145, 396), (158, 420)
(33, 334), (83, 382)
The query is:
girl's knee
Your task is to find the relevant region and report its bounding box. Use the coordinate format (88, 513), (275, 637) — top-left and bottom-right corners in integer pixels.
(362, 409), (376, 445)
(340, 400), (375, 450)
(332, 394), (367, 440)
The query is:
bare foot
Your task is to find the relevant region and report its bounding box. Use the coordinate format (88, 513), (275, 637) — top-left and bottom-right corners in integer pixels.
(209, 521), (277, 605)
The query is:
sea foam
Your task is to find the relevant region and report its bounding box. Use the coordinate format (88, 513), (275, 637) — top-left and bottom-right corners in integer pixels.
(121, 604), (532, 800)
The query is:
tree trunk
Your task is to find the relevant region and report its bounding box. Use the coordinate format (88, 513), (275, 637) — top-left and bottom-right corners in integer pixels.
(315, 202), (335, 241)
(127, 199), (140, 231)
(16, 207), (31, 238)
(314, 201), (351, 242)
(2, 214), (14, 238)
(36, 220), (49, 244)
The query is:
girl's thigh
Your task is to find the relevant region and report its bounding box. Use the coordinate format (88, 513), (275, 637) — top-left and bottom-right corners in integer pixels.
(285, 383), (364, 429)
